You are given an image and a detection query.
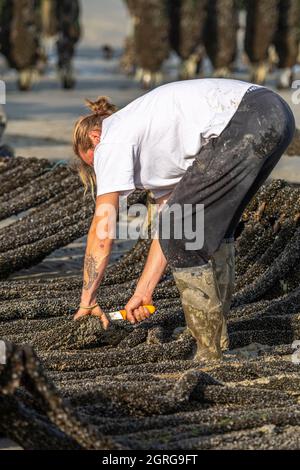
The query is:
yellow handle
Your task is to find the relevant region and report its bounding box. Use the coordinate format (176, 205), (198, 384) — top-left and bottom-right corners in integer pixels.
(119, 305), (156, 320)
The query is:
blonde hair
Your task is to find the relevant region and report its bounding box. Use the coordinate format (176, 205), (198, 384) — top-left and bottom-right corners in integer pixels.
(73, 96), (117, 195)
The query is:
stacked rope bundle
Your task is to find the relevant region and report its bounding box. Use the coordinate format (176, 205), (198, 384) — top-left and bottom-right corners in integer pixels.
(1, 155), (300, 449)
(0, 156), (146, 278)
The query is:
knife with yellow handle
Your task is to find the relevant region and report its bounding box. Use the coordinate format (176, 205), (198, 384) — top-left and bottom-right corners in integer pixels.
(106, 305), (156, 321)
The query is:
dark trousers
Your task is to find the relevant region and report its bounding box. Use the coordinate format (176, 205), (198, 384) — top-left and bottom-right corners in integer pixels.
(158, 87), (296, 269)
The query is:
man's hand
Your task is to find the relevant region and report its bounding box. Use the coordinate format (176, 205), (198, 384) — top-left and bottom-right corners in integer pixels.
(73, 305), (110, 329)
(125, 293), (153, 324)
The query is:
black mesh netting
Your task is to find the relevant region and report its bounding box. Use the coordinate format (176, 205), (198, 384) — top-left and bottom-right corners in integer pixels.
(1, 156), (300, 450)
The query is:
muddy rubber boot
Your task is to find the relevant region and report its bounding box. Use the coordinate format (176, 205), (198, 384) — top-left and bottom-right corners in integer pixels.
(211, 241), (235, 351)
(173, 261), (224, 361)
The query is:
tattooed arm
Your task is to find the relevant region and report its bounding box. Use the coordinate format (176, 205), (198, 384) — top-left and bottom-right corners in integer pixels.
(74, 192), (120, 327)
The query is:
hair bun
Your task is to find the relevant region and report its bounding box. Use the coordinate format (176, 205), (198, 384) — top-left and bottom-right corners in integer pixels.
(85, 96), (117, 117)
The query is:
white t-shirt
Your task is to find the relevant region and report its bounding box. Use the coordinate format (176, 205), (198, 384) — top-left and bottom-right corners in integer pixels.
(94, 79), (258, 199)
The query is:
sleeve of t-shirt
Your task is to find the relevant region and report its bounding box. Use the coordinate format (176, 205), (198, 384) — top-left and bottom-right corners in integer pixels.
(94, 143), (136, 196)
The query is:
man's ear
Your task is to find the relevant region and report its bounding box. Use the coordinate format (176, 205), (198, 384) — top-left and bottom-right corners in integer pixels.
(88, 130), (101, 147)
